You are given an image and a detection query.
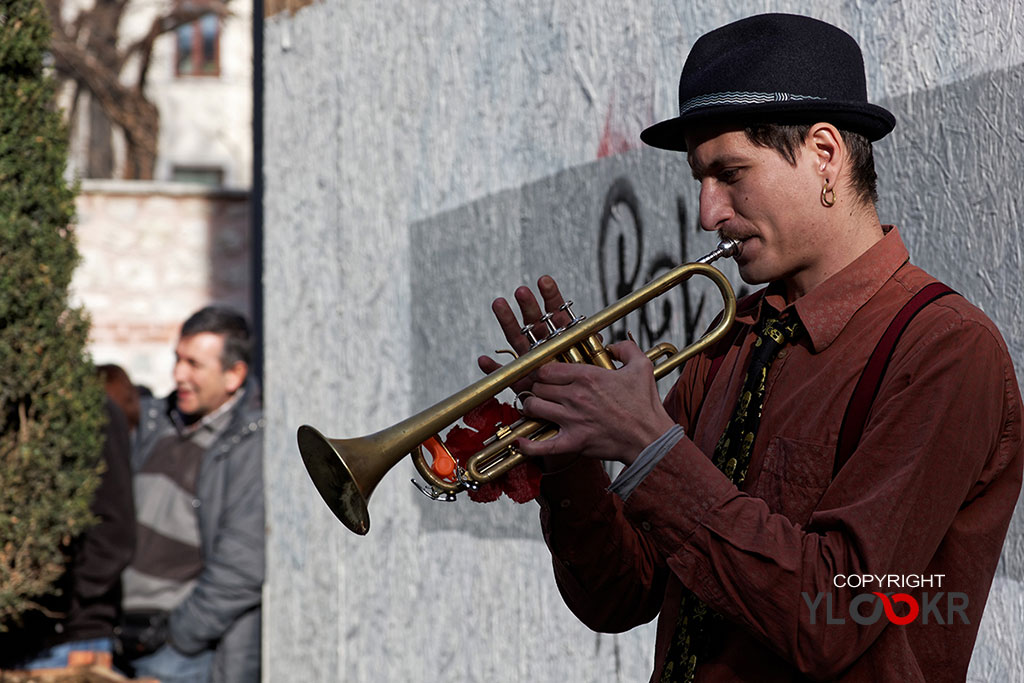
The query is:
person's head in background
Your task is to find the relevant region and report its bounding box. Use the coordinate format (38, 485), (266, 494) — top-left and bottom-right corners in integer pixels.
(173, 306), (251, 418)
(97, 363), (141, 431)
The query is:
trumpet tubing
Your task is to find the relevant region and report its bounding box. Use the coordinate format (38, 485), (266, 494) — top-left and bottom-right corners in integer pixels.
(298, 239), (741, 535)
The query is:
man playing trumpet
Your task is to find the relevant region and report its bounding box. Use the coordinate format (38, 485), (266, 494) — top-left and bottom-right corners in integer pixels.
(480, 13), (1023, 682)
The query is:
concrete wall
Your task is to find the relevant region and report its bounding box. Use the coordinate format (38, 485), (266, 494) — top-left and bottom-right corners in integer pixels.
(262, 2), (1024, 681)
(71, 181), (252, 397)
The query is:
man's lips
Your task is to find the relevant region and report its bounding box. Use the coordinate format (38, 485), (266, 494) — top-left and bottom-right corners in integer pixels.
(724, 235), (757, 263)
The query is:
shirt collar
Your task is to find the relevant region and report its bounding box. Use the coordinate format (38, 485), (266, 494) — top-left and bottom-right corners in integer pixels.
(172, 388), (245, 437)
(736, 226), (909, 352)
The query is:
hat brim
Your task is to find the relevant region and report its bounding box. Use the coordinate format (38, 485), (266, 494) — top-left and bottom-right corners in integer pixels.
(640, 100), (896, 152)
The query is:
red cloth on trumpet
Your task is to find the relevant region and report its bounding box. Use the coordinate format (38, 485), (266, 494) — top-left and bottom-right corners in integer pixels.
(444, 398), (542, 504)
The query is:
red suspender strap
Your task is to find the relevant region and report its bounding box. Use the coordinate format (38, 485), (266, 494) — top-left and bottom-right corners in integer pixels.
(832, 282), (957, 478)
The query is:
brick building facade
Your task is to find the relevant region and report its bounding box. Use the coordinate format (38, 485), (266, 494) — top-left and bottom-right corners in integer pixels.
(71, 180), (251, 397)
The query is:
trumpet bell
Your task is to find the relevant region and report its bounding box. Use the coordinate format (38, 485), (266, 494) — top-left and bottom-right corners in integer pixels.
(297, 425), (372, 535)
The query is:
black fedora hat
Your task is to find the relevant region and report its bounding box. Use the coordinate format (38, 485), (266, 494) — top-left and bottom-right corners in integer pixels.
(641, 13), (895, 151)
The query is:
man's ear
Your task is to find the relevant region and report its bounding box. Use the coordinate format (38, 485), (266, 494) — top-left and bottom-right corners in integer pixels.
(808, 122), (845, 185)
(225, 361), (248, 394)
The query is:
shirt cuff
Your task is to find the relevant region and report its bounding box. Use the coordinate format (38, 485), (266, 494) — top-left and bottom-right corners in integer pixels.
(608, 424), (687, 500)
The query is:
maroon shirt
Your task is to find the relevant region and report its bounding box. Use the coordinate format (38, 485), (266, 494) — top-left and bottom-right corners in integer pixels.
(538, 228), (1023, 681)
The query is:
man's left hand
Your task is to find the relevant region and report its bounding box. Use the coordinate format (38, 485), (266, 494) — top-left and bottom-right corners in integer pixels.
(515, 340), (677, 465)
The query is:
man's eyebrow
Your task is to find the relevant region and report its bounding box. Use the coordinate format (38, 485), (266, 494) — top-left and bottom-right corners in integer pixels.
(688, 157), (712, 180)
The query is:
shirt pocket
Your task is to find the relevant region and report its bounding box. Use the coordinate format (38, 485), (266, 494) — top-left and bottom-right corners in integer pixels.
(752, 436), (835, 526)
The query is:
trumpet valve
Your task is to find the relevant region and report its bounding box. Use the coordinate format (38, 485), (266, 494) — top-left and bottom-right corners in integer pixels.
(540, 312), (560, 336)
(521, 323), (540, 347)
(559, 300), (580, 322)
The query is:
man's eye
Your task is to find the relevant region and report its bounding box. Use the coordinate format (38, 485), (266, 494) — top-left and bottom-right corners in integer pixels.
(719, 168), (740, 182)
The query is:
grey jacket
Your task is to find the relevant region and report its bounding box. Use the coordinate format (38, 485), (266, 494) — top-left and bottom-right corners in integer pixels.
(133, 380), (264, 683)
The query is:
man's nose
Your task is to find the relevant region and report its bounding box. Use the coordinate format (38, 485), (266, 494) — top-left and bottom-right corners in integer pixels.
(699, 180), (734, 232)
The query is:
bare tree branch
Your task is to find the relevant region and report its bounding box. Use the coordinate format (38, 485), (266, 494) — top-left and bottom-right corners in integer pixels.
(50, 29), (158, 178)
(47, 0), (233, 180)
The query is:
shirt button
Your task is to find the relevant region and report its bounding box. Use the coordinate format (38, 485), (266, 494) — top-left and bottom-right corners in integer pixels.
(560, 499), (571, 509)
(192, 498), (201, 508)
(641, 521), (652, 531)
(778, 350), (788, 359)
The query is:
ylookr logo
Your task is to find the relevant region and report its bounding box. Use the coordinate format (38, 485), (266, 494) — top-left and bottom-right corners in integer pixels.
(803, 575), (969, 626)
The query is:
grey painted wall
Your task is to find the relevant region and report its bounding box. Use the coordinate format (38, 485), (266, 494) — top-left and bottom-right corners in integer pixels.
(262, 2), (1024, 680)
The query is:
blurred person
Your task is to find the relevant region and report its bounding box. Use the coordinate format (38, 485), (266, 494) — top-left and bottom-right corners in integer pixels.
(98, 364), (141, 433)
(116, 306), (264, 683)
(0, 399), (135, 671)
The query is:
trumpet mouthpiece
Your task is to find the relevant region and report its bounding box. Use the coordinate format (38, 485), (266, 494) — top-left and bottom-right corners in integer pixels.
(718, 238), (743, 258)
(696, 238), (743, 264)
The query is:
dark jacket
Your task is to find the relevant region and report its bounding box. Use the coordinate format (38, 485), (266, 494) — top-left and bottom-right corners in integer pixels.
(0, 399), (135, 664)
(132, 380), (264, 683)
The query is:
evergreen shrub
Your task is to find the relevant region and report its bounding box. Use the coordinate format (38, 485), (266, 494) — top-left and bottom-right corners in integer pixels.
(0, 0), (106, 628)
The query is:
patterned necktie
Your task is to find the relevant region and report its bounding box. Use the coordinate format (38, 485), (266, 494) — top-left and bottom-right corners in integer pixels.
(660, 312), (803, 683)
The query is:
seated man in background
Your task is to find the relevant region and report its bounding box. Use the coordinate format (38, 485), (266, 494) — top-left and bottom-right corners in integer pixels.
(118, 306), (264, 683)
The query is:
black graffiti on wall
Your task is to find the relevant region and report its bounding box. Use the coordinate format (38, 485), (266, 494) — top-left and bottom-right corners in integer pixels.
(597, 176), (748, 353)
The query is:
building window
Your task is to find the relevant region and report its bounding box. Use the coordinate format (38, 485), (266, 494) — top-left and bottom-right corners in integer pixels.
(176, 13), (220, 76)
(172, 165), (225, 186)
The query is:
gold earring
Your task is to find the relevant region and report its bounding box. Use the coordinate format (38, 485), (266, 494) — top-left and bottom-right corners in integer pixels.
(821, 180), (837, 208)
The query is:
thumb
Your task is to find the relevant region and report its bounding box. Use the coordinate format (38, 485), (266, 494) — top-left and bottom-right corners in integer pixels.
(606, 340), (646, 364)
(478, 355), (502, 375)
(515, 434), (566, 459)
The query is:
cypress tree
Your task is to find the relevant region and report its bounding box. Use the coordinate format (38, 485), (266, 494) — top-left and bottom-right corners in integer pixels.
(0, 0), (106, 627)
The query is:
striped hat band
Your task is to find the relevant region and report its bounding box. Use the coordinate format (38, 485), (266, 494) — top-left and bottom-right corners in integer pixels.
(679, 91), (825, 116)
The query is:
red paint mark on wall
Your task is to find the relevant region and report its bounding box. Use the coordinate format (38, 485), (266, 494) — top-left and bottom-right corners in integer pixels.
(597, 101), (634, 159)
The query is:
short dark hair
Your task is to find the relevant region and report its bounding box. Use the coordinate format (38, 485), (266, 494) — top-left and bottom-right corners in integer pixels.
(743, 123), (879, 205)
(181, 306), (252, 368)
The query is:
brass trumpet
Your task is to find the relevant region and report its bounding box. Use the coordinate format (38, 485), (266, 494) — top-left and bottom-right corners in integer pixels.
(298, 239), (741, 535)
